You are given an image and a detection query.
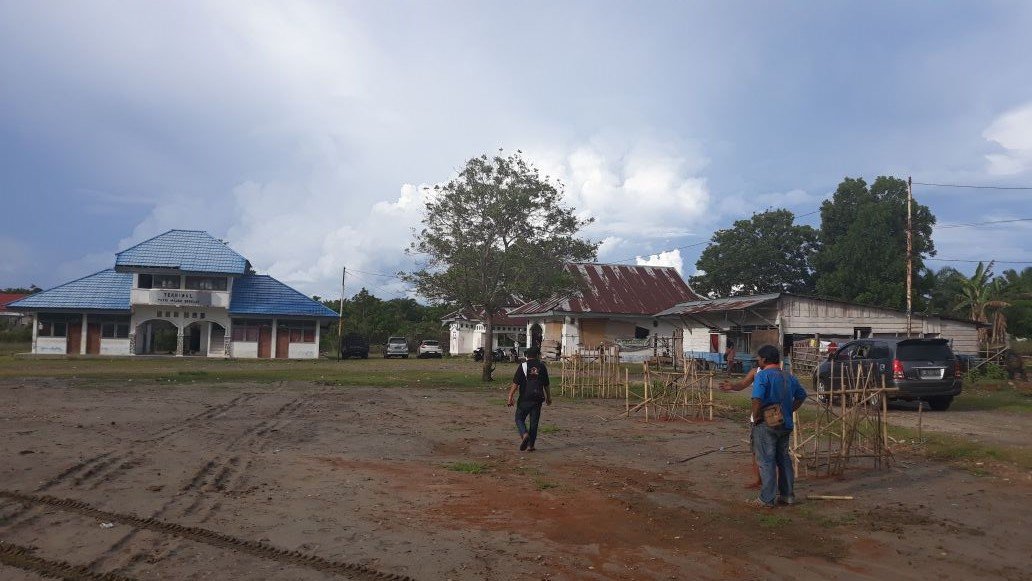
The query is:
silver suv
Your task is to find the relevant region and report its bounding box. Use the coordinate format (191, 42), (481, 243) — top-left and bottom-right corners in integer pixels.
(384, 336), (409, 359)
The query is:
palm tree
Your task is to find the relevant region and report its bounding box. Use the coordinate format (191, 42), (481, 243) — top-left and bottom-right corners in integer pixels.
(954, 261), (1010, 346)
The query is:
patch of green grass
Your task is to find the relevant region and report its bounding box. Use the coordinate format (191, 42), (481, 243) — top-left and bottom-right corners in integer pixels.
(445, 461), (488, 474)
(758, 514), (791, 528)
(535, 479), (559, 490)
(950, 387), (1032, 414)
(538, 424), (560, 434)
(796, 505), (857, 528)
(888, 425), (1032, 471)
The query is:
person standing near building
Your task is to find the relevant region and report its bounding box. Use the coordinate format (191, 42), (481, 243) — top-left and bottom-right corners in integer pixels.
(724, 340), (737, 374)
(506, 346), (551, 451)
(749, 344), (806, 507)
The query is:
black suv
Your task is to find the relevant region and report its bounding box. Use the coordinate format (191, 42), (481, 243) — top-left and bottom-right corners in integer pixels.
(814, 338), (961, 410)
(339, 333), (370, 359)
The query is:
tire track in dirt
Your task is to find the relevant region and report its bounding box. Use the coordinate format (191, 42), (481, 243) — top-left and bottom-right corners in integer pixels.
(90, 392), (309, 574)
(0, 491), (412, 581)
(0, 393), (258, 543)
(0, 541), (136, 581)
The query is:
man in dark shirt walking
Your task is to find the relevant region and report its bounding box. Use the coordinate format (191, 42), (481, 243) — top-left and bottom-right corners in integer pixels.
(506, 346), (552, 452)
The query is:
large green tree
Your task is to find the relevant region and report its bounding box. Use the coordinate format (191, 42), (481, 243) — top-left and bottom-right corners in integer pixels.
(404, 150), (597, 380)
(691, 209), (818, 297)
(814, 176), (936, 309)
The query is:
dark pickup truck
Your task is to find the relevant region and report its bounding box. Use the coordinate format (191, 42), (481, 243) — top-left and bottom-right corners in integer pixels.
(340, 333), (370, 359)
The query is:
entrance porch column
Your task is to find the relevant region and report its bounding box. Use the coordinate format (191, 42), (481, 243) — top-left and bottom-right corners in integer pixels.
(80, 314), (88, 355)
(175, 326), (184, 357)
(31, 313), (38, 354)
(271, 318), (278, 358)
(525, 321), (532, 349)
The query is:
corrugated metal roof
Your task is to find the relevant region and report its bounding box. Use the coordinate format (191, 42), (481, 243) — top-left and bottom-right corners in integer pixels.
(0, 293), (29, 308)
(229, 275), (339, 318)
(509, 263), (701, 316)
(8, 269), (132, 311)
(654, 293), (781, 317)
(116, 230), (249, 274)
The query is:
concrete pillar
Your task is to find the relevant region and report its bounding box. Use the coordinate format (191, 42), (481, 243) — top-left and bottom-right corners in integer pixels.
(314, 322), (321, 358)
(31, 313), (38, 354)
(175, 327), (184, 357)
(525, 321), (532, 349)
(145, 322), (153, 354)
(80, 313), (88, 355)
(271, 318), (278, 358)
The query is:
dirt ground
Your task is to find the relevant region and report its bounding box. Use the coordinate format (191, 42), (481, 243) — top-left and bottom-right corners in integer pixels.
(1, 376), (1030, 580)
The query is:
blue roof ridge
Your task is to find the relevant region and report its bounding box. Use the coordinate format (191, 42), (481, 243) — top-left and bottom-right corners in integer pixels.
(116, 229), (229, 257)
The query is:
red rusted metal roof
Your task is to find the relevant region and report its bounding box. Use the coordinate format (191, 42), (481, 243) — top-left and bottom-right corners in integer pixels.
(654, 293), (781, 317)
(0, 293), (29, 309)
(509, 263), (701, 316)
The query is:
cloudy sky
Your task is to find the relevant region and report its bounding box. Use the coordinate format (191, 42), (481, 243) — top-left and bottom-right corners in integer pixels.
(2, 1), (1030, 300)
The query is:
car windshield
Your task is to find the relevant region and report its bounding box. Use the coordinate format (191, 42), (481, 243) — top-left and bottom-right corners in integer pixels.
(389, 339), (406, 344)
(423, 341), (439, 346)
(897, 343), (952, 361)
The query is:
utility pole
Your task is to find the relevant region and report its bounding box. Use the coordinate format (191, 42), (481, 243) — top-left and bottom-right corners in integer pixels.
(338, 267), (346, 360)
(906, 177), (913, 337)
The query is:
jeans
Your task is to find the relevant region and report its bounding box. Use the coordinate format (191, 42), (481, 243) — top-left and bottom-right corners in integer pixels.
(752, 423), (794, 505)
(515, 401), (543, 448)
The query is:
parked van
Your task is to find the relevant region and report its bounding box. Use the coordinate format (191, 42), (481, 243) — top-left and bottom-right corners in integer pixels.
(814, 338), (962, 410)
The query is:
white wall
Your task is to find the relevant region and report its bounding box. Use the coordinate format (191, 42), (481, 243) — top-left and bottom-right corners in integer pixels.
(99, 339), (131, 356)
(35, 337), (66, 355)
(232, 341), (259, 358)
(288, 343), (318, 359)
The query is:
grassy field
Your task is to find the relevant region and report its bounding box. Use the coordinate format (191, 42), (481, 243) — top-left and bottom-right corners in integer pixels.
(0, 348), (498, 389)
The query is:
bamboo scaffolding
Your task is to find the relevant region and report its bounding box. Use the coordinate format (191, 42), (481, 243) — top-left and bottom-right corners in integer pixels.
(792, 362), (893, 478)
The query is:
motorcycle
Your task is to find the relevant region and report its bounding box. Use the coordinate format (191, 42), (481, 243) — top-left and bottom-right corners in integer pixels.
(472, 347), (508, 362)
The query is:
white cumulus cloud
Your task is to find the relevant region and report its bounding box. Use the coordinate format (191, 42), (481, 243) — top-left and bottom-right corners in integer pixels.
(635, 249), (684, 276)
(983, 102), (1032, 175)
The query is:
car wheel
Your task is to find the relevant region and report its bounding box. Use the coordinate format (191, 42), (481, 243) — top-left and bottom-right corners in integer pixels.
(402, 354), (409, 359)
(927, 396), (953, 411)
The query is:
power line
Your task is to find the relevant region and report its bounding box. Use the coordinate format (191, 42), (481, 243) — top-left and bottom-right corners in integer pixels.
(934, 218), (1032, 229)
(925, 258), (1032, 264)
(913, 181), (1032, 190)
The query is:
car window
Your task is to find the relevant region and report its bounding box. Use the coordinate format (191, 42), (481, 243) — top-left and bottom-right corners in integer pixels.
(870, 344), (891, 359)
(854, 344), (871, 359)
(897, 343), (952, 361)
(835, 344), (856, 360)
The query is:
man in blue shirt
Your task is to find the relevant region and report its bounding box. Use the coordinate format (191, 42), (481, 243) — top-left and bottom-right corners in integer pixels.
(750, 344), (807, 507)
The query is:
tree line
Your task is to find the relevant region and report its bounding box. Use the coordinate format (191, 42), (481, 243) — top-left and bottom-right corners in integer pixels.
(690, 176), (1030, 338)
(315, 288), (453, 348)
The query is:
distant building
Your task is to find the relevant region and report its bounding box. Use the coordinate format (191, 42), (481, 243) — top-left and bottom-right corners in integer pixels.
(441, 307), (528, 355)
(508, 263), (701, 357)
(9, 230), (338, 358)
(0, 293), (31, 326)
(655, 293), (983, 362)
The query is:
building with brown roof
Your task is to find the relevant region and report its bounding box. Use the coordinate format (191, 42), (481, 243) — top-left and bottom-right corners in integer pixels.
(508, 262), (701, 358)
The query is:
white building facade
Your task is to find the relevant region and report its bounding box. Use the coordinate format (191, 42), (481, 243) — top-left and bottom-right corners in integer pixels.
(12, 230), (338, 359)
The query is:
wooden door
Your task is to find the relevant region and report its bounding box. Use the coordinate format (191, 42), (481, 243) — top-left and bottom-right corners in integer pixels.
(276, 329), (290, 359)
(67, 321), (82, 355)
(86, 323), (102, 354)
(258, 325), (272, 358)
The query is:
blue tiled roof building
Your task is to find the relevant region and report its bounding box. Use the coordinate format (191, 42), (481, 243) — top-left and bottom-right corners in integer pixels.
(10, 230), (337, 358)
